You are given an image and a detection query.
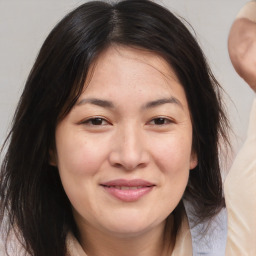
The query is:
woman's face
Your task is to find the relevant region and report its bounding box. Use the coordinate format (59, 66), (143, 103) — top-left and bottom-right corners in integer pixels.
(54, 46), (197, 238)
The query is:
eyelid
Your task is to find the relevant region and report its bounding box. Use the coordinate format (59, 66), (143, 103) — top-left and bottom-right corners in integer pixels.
(79, 116), (111, 126)
(147, 116), (175, 125)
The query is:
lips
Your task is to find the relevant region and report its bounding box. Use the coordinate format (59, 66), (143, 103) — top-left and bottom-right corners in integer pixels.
(100, 179), (155, 202)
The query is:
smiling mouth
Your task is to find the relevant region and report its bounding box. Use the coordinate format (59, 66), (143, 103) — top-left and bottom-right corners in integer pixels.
(102, 185), (152, 190)
(100, 179), (155, 202)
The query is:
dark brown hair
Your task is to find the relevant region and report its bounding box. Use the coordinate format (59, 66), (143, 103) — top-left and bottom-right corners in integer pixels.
(0, 0), (229, 255)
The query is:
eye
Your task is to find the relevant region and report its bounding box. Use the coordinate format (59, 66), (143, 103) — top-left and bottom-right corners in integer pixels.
(82, 117), (109, 126)
(148, 117), (173, 125)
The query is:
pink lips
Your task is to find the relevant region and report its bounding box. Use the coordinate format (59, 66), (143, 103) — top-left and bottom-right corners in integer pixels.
(100, 179), (155, 202)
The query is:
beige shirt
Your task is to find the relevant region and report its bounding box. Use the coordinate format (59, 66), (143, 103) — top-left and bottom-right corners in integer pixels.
(226, 1), (256, 253)
(225, 97), (256, 255)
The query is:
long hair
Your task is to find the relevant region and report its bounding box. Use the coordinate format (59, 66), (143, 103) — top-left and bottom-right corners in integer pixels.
(0, 0), (229, 255)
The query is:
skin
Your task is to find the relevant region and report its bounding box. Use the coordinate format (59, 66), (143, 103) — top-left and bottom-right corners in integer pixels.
(53, 46), (197, 256)
(228, 18), (256, 92)
(225, 5), (256, 255)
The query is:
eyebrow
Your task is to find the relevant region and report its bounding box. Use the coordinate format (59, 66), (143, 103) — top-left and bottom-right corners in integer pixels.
(142, 97), (183, 109)
(77, 98), (114, 108)
(76, 96), (183, 109)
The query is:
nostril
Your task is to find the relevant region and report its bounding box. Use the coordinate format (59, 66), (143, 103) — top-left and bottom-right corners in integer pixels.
(113, 163), (123, 168)
(137, 162), (147, 168)
(111, 161), (148, 171)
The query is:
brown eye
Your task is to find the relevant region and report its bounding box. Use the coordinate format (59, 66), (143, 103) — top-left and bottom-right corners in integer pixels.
(150, 117), (172, 125)
(153, 118), (166, 125)
(83, 117), (108, 126)
(91, 118), (104, 125)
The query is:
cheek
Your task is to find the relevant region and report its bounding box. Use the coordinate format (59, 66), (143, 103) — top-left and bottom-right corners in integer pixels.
(155, 139), (191, 208)
(151, 133), (193, 174)
(55, 129), (113, 212)
(55, 132), (105, 214)
(56, 131), (106, 177)
(149, 132), (192, 206)
(149, 143), (190, 221)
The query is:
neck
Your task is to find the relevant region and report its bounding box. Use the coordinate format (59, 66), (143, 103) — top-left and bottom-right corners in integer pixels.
(77, 217), (174, 256)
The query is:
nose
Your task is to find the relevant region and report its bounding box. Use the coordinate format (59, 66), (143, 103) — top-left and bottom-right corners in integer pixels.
(109, 126), (150, 171)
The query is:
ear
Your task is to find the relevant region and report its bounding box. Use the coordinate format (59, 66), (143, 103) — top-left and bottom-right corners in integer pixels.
(190, 151), (198, 170)
(49, 149), (57, 166)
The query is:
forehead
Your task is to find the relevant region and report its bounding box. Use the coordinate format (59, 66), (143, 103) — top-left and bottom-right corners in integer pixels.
(66, 45), (192, 120)
(83, 46), (183, 95)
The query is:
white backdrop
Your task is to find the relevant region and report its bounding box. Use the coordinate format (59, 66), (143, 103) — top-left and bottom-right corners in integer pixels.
(0, 0), (255, 163)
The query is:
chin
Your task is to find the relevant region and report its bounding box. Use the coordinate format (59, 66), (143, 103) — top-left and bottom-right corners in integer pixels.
(102, 214), (164, 238)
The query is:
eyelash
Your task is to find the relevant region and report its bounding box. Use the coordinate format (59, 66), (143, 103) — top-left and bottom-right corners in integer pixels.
(81, 117), (110, 126)
(148, 117), (174, 126)
(81, 116), (174, 127)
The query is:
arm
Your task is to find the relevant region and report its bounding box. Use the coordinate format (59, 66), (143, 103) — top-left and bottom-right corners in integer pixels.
(225, 98), (256, 255)
(225, 1), (256, 255)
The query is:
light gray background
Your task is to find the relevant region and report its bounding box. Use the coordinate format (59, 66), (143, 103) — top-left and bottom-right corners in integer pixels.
(0, 0), (255, 167)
